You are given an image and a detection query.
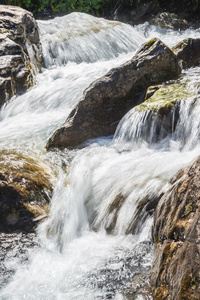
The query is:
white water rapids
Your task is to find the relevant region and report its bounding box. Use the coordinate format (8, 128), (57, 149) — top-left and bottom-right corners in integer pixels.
(0, 12), (200, 299)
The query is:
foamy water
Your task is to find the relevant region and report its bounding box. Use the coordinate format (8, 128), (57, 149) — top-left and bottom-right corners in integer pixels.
(0, 12), (200, 300)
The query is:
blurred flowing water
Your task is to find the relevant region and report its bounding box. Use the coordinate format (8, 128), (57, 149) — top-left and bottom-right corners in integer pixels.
(0, 12), (200, 300)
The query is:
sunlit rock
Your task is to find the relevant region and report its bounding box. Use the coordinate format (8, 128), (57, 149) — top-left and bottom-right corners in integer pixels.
(0, 151), (54, 232)
(152, 12), (189, 30)
(0, 5), (44, 108)
(150, 156), (200, 299)
(127, 83), (194, 143)
(137, 83), (192, 113)
(47, 38), (181, 149)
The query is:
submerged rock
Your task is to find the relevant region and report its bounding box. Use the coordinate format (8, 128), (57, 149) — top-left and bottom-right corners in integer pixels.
(0, 151), (54, 232)
(0, 5), (43, 108)
(152, 12), (189, 30)
(47, 38), (181, 149)
(150, 156), (200, 299)
(172, 38), (200, 68)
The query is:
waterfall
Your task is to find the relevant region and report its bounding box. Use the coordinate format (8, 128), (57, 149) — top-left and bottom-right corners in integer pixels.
(114, 67), (200, 151)
(38, 12), (144, 67)
(0, 12), (200, 300)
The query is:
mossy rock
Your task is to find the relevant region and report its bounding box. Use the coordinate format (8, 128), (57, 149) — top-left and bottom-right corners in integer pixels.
(0, 150), (54, 232)
(145, 38), (156, 47)
(136, 83), (192, 113)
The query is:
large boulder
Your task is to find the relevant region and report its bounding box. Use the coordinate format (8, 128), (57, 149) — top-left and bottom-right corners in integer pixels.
(150, 156), (200, 299)
(0, 151), (54, 232)
(47, 38), (181, 149)
(0, 5), (43, 108)
(172, 38), (200, 68)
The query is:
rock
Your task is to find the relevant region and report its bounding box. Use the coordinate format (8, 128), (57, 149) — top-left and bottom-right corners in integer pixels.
(137, 83), (192, 113)
(144, 84), (163, 100)
(0, 150), (54, 232)
(172, 38), (200, 68)
(133, 83), (193, 143)
(102, 193), (159, 235)
(0, 5), (44, 108)
(47, 38), (181, 149)
(150, 156), (200, 299)
(0, 5), (43, 70)
(152, 12), (189, 30)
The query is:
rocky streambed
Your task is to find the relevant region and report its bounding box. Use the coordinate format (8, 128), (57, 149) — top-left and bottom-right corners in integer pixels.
(0, 4), (200, 300)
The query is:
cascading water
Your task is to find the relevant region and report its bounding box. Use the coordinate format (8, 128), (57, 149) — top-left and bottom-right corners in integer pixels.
(0, 12), (200, 299)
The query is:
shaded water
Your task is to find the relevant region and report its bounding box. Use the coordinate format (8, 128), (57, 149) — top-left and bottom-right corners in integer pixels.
(0, 12), (200, 299)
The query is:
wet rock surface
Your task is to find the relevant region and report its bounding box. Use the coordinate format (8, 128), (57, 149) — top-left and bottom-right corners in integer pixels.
(88, 241), (153, 299)
(47, 38), (181, 149)
(0, 5), (43, 108)
(0, 232), (37, 288)
(172, 38), (200, 69)
(150, 156), (200, 299)
(129, 82), (194, 144)
(0, 150), (54, 232)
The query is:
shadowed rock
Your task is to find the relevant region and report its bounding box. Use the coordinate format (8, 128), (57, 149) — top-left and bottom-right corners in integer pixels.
(47, 38), (181, 149)
(172, 38), (200, 68)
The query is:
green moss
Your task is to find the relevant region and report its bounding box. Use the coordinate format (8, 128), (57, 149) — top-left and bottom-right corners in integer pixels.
(184, 202), (193, 216)
(146, 38), (156, 47)
(136, 83), (193, 113)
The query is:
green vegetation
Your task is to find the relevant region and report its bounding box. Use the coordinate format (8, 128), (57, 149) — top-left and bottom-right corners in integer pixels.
(2, 0), (200, 15)
(2, 0), (138, 14)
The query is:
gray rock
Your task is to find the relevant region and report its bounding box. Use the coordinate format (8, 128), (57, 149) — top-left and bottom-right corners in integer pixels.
(172, 38), (200, 68)
(152, 12), (189, 30)
(0, 5), (43, 70)
(0, 5), (44, 108)
(47, 38), (181, 149)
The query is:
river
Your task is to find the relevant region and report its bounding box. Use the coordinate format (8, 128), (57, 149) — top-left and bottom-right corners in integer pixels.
(0, 12), (200, 299)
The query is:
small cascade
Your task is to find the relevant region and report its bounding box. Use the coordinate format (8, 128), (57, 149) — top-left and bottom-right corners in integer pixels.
(114, 67), (200, 151)
(38, 12), (144, 67)
(1, 12), (200, 300)
(113, 105), (178, 150)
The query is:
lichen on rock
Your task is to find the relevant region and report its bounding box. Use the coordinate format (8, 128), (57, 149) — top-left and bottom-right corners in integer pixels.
(136, 83), (193, 113)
